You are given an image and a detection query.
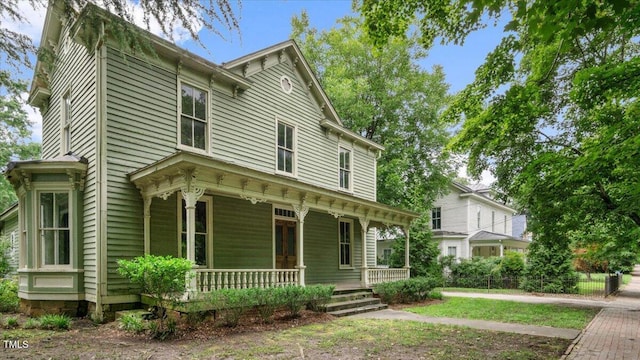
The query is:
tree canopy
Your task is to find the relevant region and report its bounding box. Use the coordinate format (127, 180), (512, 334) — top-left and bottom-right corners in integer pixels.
(291, 11), (454, 213)
(360, 0), (640, 263)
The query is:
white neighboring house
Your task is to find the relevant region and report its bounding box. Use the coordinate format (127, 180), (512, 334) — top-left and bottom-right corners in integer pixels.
(432, 182), (529, 260)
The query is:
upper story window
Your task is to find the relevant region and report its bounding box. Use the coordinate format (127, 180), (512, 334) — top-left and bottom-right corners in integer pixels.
(477, 206), (481, 229)
(62, 90), (72, 153)
(339, 147), (351, 191)
(432, 207), (441, 230)
(491, 211), (495, 232)
(39, 192), (70, 266)
(180, 83), (208, 151)
(504, 215), (508, 234)
(276, 119), (296, 175)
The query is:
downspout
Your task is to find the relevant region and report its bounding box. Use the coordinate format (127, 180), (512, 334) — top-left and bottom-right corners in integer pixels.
(94, 20), (107, 321)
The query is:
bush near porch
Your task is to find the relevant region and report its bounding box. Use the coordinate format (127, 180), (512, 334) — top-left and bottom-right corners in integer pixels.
(374, 277), (440, 304)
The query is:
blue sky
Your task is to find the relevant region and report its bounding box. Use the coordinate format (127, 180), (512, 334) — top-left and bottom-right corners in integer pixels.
(11, 0), (507, 182)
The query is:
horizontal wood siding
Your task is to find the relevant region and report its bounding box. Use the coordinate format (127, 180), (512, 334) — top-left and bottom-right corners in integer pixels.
(367, 228), (377, 266)
(212, 196), (272, 269)
(105, 48), (177, 294)
(1, 212), (19, 273)
(353, 149), (376, 200)
(212, 61), (376, 200)
(150, 193), (178, 257)
(38, 30), (98, 296)
(304, 211), (362, 285)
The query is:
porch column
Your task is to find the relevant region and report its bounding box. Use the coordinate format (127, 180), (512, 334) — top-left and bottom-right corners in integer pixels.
(181, 188), (205, 263)
(143, 196), (152, 255)
(469, 246), (474, 258)
(403, 226), (411, 277)
(499, 241), (504, 257)
(359, 217), (370, 288)
(293, 202), (309, 287)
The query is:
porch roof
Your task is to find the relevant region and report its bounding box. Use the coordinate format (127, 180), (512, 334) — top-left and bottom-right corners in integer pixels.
(469, 231), (531, 248)
(128, 151), (418, 227)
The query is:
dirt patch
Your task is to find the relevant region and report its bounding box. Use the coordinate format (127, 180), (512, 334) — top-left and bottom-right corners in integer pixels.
(1, 309), (571, 359)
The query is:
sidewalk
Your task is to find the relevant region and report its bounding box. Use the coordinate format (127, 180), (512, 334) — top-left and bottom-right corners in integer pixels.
(563, 265), (640, 359)
(353, 265), (640, 359)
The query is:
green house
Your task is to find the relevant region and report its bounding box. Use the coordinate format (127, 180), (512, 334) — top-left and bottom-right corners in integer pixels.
(5, 3), (417, 320)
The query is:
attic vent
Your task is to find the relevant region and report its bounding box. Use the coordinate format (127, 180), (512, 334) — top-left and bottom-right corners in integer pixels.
(280, 76), (293, 94)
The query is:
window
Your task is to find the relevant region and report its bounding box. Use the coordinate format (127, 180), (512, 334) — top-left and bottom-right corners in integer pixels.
(447, 246), (457, 257)
(339, 219), (353, 268)
(477, 206), (481, 229)
(180, 83), (208, 150)
(492, 211), (495, 232)
(10, 232), (17, 258)
(504, 215), (508, 234)
(432, 207), (442, 230)
(276, 120), (295, 174)
(339, 147), (351, 190)
(382, 248), (392, 265)
(39, 192), (70, 266)
(179, 198), (210, 267)
(62, 91), (72, 153)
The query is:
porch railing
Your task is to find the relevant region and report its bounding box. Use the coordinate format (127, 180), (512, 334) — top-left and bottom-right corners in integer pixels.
(367, 268), (410, 286)
(194, 269), (299, 293)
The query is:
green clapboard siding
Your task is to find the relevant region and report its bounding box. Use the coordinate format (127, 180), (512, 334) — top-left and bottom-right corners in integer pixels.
(105, 48), (177, 294)
(1, 208), (19, 274)
(150, 193), (178, 257)
(212, 196), (272, 269)
(304, 211), (362, 285)
(38, 28), (98, 296)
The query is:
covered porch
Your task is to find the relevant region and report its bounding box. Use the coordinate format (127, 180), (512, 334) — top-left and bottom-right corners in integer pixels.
(129, 152), (417, 298)
(469, 231), (530, 258)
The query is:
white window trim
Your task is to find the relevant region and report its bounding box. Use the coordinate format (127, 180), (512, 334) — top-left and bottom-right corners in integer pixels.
(176, 79), (211, 155)
(477, 205), (481, 229)
(61, 88), (72, 155)
(447, 246), (457, 257)
(338, 218), (354, 269)
(274, 116), (298, 177)
(36, 189), (73, 269)
(491, 211), (495, 232)
(338, 144), (354, 193)
(504, 215), (508, 234)
(432, 207), (442, 230)
(177, 194), (213, 268)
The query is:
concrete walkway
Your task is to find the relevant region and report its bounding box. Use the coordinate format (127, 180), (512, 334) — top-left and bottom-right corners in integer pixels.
(352, 265), (640, 359)
(350, 308), (581, 339)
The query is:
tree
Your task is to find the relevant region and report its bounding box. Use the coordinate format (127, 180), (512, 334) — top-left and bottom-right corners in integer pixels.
(291, 11), (454, 212)
(360, 1), (640, 272)
(0, 74), (41, 210)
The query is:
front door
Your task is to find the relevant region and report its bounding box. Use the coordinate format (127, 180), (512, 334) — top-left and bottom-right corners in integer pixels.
(275, 220), (296, 269)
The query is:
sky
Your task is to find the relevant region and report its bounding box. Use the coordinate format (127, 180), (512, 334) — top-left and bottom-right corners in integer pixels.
(8, 0), (507, 183)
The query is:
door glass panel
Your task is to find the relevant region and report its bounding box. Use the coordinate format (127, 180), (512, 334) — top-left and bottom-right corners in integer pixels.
(195, 202), (206, 233)
(195, 234), (206, 266)
(287, 225), (295, 255)
(275, 224), (283, 255)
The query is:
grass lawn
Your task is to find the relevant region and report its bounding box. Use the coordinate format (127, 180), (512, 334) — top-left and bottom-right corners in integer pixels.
(437, 287), (525, 294)
(0, 314), (572, 359)
(405, 297), (600, 329)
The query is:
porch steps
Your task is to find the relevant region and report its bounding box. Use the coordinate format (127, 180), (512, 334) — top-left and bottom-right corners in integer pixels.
(323, 289), (387, 317)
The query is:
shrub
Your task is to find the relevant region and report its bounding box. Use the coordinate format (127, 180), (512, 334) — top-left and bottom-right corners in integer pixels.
(499, 251), (525, 278)
(118, 314), (145, 333)
(304, 285), (334, 312)
(4, 316), (18, 328)
(23, 318), (40, 329)
(0, 279), (19, 312)
(280, 286), (307, 318)
(374, 277), (439, 304)
(208, 288), (254, 327)
(117, 255), (193, 337)
(521, 237), (578, 293)
(0, 237), (12, 277)
(428, 290), (443, 300)
(249, 287), (281, 323)
(39, 314), (71, 330)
